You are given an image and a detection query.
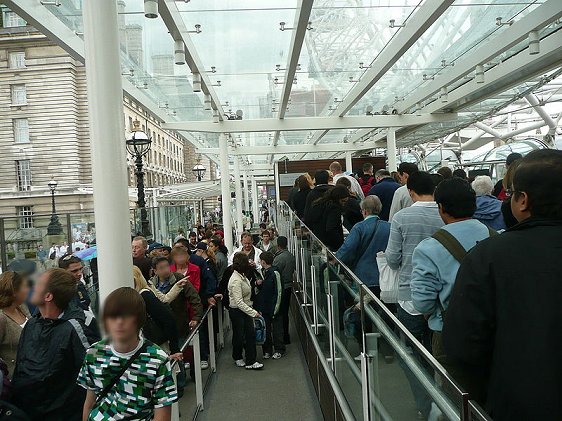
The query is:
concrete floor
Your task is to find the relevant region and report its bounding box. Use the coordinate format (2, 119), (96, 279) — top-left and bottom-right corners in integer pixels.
(180, 319), (324, 421)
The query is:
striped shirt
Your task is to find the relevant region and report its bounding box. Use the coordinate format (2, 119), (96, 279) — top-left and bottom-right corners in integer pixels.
(385, 201), (444, 302)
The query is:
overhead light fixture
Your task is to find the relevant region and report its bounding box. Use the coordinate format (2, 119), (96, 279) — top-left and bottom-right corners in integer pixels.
(495, 17), (513, 27)
(174, 40), (185, 65)
(440, 87), (448, 103)
(349, 76), (359, 83)
(389, 19), (405, 28)
(187, 24), (202, 34)
(475, 64), (485, 84)
(528, 30), (540, 55)
(192, 73), (201, 92)
(422, 74), (434, 81)
(204, 94), (212, 110)
(144, 0), (158, 18)
(359, 62), (371, 69)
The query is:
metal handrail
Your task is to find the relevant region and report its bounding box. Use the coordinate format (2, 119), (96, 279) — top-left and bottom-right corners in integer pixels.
(277, 201), (472, 420)
(171, 305), (213, 370)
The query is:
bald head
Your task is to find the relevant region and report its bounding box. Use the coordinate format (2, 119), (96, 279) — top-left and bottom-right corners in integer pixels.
(329, 161), (342, 175)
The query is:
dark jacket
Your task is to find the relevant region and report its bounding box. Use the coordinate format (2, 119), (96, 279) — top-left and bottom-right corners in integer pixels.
(304, 184), (333, 223)
(308, 201), (345, 251)
(255, 266), (282, 317)
(473, 195), (506, 230)
(140, 288), (180, 353)
(273, 249), (296, 290)
(367, 177), (400, 221)
(73, 284), (101, 344)
(293, 187), (311, 219)
(12, 304), (90, 421)
(133, 256), (152, 281)
(189, 254), (217, 301)
(442, 218), (562, 421)
(342, 195), (363, 231)
(287, 186), (299, 210)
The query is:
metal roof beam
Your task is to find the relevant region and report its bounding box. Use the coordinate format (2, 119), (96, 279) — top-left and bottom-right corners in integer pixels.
(297, 0), (454, 155)
(163, 113), (457, 133)
(197, 139), (387, 155)
(342, 0), (562, 148)
(336, 0), (454, 116)
(158, 0), (225, 120)
(524, 94), (558, 131)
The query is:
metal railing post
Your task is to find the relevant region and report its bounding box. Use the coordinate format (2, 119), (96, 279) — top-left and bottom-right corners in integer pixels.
(66, 214), (73, 249)
(310, 265), (325, 334)
(217, 301), (225, 349)
(192, 331), (204, 410)
(0, 219), (7, 272)
(366, 332), (381, 421)
(326, 294), (336, 372)
(207, 309), (217, 372)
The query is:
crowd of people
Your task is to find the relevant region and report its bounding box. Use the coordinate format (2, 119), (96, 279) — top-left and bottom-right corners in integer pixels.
(287, 151), (562, 421)
(0, 218), (296, 420)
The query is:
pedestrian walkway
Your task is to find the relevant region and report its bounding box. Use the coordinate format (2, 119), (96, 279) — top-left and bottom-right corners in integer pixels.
(190, 318), (324, 421)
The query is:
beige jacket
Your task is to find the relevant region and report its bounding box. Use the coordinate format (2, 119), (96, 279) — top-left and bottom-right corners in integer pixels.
(0, 305), (31, 377)
(228, 270), (258, 317)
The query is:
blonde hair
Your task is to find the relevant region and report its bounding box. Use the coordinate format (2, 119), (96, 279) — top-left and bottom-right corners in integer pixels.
(206, 246), (217, 265)
(132, 266), (150, 292)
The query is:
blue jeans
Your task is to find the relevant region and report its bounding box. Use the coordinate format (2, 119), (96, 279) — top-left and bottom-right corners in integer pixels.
(397, 306), (432, 417)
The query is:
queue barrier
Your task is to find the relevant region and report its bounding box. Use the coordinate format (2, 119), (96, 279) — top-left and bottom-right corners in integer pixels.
(274, 201), (493, 421)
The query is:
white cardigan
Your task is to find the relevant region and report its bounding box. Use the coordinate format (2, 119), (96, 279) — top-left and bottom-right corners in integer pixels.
(228, 270), (258, 317)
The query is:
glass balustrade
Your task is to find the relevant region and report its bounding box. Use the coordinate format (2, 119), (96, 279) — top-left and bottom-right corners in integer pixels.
(274, 200), (489, 421)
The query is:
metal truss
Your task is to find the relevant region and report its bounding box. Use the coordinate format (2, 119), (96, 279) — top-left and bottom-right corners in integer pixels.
(162, 113), (457, 133)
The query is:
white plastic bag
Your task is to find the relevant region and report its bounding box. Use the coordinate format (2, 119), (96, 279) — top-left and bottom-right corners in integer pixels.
(377, 251), (399, 303)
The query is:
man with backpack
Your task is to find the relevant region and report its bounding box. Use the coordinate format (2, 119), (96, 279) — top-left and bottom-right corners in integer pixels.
(358, 163), (376, 197)
(11, 269), (90, 421)
(410, 177), (496, 361)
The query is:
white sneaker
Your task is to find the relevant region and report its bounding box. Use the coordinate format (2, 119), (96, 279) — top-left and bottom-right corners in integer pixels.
(245, 362), (264, 370)
(263, 353), (271, 359)
(272, 352), (284, 359)
(235, 359), (246, 367)
(200, 360), (209, 370)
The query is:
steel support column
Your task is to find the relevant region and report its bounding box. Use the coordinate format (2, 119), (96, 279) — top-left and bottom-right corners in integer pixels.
(83, 0), (132, 301)
(242, 169), (250, 221)
(251, 176), (260, 225)
(218, 134), (234, 252)
(233, 158), (244, 238)
(387, 129), (398, 172)
(345, 152), (353, 174)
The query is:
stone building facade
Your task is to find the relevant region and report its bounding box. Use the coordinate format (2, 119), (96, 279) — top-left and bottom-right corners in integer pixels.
(0, 7), (215, 242)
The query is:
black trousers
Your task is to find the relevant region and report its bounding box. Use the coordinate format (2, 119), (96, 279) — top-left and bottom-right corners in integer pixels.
(229, 307), (257, 365)
(262, 314), (286, 355)
(280, 287), (292, 342)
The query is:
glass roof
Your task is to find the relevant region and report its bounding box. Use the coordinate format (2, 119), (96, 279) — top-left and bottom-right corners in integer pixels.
(27, 0), (562, 160)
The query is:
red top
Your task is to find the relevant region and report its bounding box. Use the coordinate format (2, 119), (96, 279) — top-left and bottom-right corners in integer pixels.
(170, 262), (201, 292)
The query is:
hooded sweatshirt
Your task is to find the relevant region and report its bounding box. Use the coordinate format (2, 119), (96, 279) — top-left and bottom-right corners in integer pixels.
(474, 195), (506, 231)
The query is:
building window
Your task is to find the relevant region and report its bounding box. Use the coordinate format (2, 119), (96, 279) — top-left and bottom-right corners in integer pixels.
(3, 11), (26, 28)
(128, 116), (133, 130)
(9, 51), (26, 69)
(17, 206), (34, 229)
(16, 160), (32, 191)
(11, 84), (27, 106)
(13, 118), (29, 143)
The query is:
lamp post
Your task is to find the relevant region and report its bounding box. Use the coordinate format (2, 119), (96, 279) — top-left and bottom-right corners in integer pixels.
(126, 120), (152, 237)
(47, 178), (63, 235)
(192, 160), (206, 181)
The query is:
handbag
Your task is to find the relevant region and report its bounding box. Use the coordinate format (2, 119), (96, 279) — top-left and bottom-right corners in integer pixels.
(254, 315), (266, 345)
(376, 252), (399, 303)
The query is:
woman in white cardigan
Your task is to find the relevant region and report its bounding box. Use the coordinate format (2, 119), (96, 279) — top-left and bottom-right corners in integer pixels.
(228, 252), (263, 370)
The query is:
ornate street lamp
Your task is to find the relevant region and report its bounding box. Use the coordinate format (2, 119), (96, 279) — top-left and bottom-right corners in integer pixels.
(47, 178), (63, 235)
(126, 120), (152, 236)
(192, 159), (206, 181)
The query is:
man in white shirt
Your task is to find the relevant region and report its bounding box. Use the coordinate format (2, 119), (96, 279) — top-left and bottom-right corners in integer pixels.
(228, 232), (262, 270)
(329, 161), (365, 200)
(388, 162), (419, 220)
